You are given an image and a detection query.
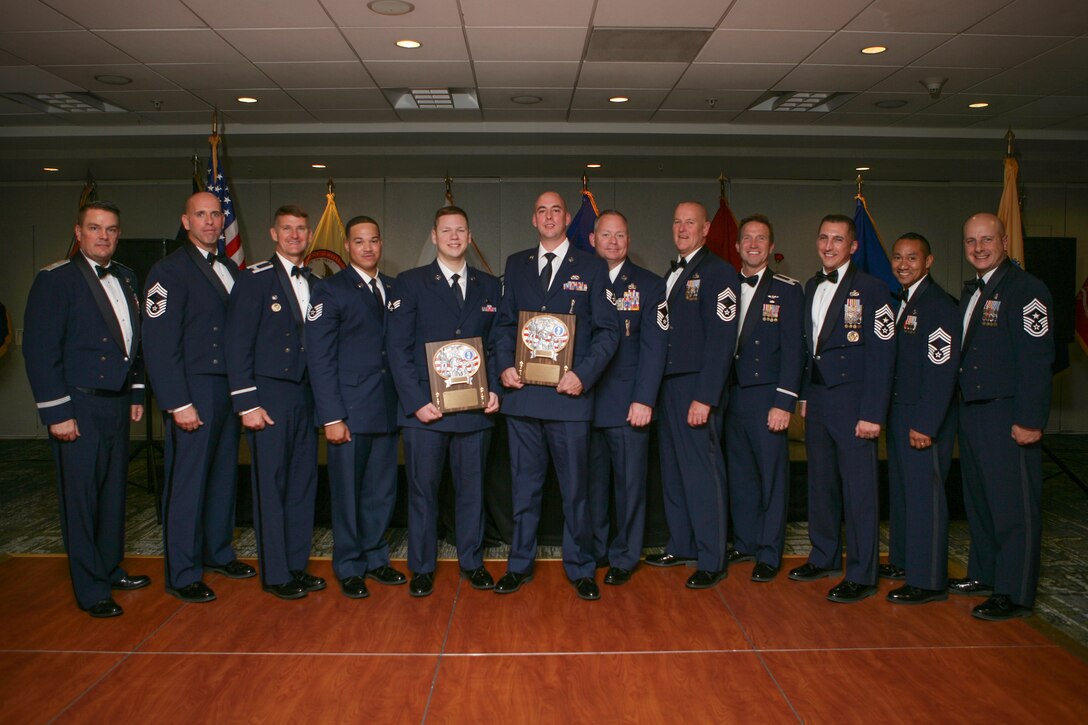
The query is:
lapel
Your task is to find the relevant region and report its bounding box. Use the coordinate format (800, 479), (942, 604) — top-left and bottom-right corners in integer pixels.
(75, 253), (128, 355)
(961, 260), (1011, 355)
(184, 243), (230, 304)
(612, 259), (632, 297)
(738, 269), (771, 351)
(815, 264), (856, 355)
(272, 256), (304, 326)
(544, 249), (577, 306)
(461, 266), (484, 323)
(898, 276), (931, 331)
(667, 247), (708, 303)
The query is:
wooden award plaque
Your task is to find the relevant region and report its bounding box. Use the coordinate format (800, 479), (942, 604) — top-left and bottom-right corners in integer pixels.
(425, 337), (489, 413)
(515, 311), (576, 387)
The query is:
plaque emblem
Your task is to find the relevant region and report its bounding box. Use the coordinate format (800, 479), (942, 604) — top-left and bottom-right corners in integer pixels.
(521, 314), (570, 361)
(432, 342), (482, 387)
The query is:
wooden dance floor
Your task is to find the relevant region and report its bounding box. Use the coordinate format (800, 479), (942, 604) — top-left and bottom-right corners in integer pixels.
(1, 554), (1085, 723)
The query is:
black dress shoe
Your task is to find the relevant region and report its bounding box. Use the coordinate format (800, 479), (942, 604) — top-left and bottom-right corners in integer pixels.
(494, 571), (533, 594)
(83, 598), (123, 618)
(167, 581), (217, 603)
(728, 549), (755, 563)
(644, 552), (696, 568)
(879, 563), (906, 580)
(366, 565), (407, 586)
(263, 580), (307, 600)
(460, 566), (495, 590)
(788, 563), (836, 582)
(685, 570), (725, 589)
(206, 560), (257, 579)
(111, 574), (151, 590)
(604, 567), (632, 585)
(573, 577), (600, 600)
(947, 577), (994, 597)
(827, 580), (877, 603)
(751, 563), (779, 582)
(595, 557), (610, 569)
(340, 575), (369, 599)
(886, 585), (947, 605)
(291, 570), (327, 592)
(972, 594), (1033, 622)
(410, 572), (435, 598)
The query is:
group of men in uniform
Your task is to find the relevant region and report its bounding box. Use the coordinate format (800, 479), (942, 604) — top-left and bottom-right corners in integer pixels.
(24, 189), (1052, 623)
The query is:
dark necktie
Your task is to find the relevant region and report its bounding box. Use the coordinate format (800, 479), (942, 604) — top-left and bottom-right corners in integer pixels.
(539, 252), (556, 295)
(963, 277), (985, 296)
(95, 264), (112, 279)
(815, 268), (839, 284)
(451, 273), (464, 311)
(898, 287), (910, 303)
(668, 257), (687, 275)
(369, 278), (384, 313)
(739, 272), (759, 287)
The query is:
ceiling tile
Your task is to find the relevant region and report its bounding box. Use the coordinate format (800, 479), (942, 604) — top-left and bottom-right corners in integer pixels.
(651, 109), (742, 124)
(149, 62), (274, 89)
(363, 60), (474, 87)
(42, 0), (205, 30)
(835, 91), (938, 114)
(95, 30), (245, 64)
(97, 89), (210, 113)
(179, 0), (335, 29)
(774, 64), (899, 92)
(221, 109), (318, 124)
(846, 0), (1008, 33)
(395, 108), (483, 122)
(970, 114), (1071, 130)
(321, 0), (463, 27)
(967, 0), (1088, 36)
(284, 88), (388, 110)
(460, 0), (593, 27)
(723, 0), (871, 31)
(342, 26), (467, 62)
(697, 30), (832, 64)
(568, 109), (655, 122)
(0, 31), (134, 65)
(870, 66), (1002, 95)
(192, 88), (303, 111)
(810, 112), (907, 126)
(913, 35), (1068, 70)
(661, 89), (764, 111)
(477, 88), (573, 109)
(728, 110), (820, 125)
(474, 61), (579, 87)
(891, 113), (979, 127)
(0, 112), (72, 126)
(1013, 96), (1088, 116)
(677, 63), (793, 90)
(481, 109), (569, 122)
(5, 0), (81, 31)
(571, 88), (668, 110)
(806, 31), (953, 66)
(965, 64), (1088, 96)
(577, 62), (686, 88)
(1046, 114), (1088, 130)
(133, 110), (217, 125)
(466, 28), (587, 62)
(916, 94), (1041, 116)
(257, 62), (375, 89)
(41, 64), (178, 91)
(60, 113), (148, 126)
(306, 109), (400, 123)
(0, 49), (31, 66)
(594, 0), (725, 28)
(217, 29), (356, 63)
(0, 96), (38, 114)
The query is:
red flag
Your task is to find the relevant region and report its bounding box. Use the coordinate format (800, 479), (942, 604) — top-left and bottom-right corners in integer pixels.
(706, 196), (742, 270)
(1076, 275), (1088, 356)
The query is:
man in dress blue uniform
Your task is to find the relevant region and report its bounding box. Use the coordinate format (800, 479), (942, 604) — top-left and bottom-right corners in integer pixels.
(724, 214), (804, 583)
(306, 215), (406, 599)
(586, 210), (667, 586)
(788, 214), (895, 603)
(226, 204), (325, 600)
(24, 201), (150, 617)
(386, 206), (501, 597)
(493, 191), (619, 601)
(644, 201), (739, 589)
(952, 212), (1053, 621)
(884, 233), (959, 605)
(143, 192), (256, 604)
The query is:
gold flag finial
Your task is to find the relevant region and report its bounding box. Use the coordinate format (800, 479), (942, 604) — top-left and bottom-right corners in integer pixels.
(581, 173), (588, 191)
(444, 174), (454, 204)
(1005, 128), (1016, 157)
(718, 172), (728, 199)
(327, 178), (335, 196)
(856, 174), (864, 197)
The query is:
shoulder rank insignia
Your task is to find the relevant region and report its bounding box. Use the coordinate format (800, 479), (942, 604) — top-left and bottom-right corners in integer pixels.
(874, 303), (895, 340)
(605, 289), (617, 306)
(773, 273), (799, 286)
(927, 327), (951, 364)
(1022, 298), (1048, 337)
(249, 260), (274, 274)
(656, 300), (669, 330)
(716, 287), (737, 322)
(307, 303), (323, 322)
(42, 258), (70, 271)
(387, 299), (401, 312)
(145, 282), (168, 318)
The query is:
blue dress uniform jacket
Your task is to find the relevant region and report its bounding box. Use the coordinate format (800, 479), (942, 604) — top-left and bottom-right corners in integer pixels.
(658, 246), (739, 573)
(725, 271), (805, 568)
(142, 243), (242, 590)
(588, 260), (667, 570)
(887, 276), (959, 590)
(386, 261), (502, 574)
(957, 259), (1053, 607)
(800, 263), (895, 586)
(305, 265), (400, 578)
(23, 253), (145, 609)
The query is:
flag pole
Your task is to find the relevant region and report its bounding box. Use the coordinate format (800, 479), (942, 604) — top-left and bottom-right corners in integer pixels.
(208, 108), (220, 173)
(718, 172), (727, 200)
(1006, 127), (1015, 157)
(856, 173), (864, 199)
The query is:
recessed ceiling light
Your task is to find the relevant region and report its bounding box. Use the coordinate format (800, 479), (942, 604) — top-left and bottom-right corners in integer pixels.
(43, 167), (60, 172)
(969, 101), (990, 109)
(94, 74), (132, 86)
(586, 163), (602, 169)
(874, 99), (907, 109)
(855, 166), (870, 171)
(510, 95), (542, 105)
(368, 0), (414, 15)
(608, 96), (629, 103)
(860, 45), (887, 55)
(311, 163), (327, 169)
(396, 39), (421, 49)
(236, 96), (258, 104)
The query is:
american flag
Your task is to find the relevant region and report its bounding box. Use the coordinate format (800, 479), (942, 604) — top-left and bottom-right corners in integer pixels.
(206, 138), (245, 267)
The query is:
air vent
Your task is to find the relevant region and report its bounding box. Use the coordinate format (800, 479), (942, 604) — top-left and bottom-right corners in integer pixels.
(0, 92), (126, 113)
(382, 88), (480, 110)
(747, 91), (853, 113)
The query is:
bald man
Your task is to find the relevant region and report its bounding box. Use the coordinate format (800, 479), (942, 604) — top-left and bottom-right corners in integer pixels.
(953, 212), (1053, 621)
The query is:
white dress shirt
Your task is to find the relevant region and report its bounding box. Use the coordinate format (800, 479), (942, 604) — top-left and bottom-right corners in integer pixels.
(811, 260), (849, 343)
(84, 252), (134, 355)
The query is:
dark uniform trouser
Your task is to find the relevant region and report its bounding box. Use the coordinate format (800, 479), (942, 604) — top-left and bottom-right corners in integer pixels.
(803, 383), (880, 585)
(725, 383), (790, 568)
(658, 373), (728, 572)
(505, 415), (595, 581)
(161, 374), (241, 589)
(588, 424), (650, 571)
(327, 431), (398, 580)
(958, 397), (1042, 607)
(247, 376), (317, 588)
(52, 390), (131, 609)
(887, 403), (954, 590)
(403, 427), (489, 574)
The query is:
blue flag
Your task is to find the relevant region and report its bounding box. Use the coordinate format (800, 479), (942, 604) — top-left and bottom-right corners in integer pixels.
(852, 195), (897, 299)
(566, 189), (599, 254)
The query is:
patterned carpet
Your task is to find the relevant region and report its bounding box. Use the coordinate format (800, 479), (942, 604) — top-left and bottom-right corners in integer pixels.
(1, 436), (1085, 647)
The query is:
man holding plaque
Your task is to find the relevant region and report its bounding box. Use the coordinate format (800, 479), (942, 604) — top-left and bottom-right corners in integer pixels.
(646, 201), (739, 589)
(306, 215), (406, 600)
(586, 210), (667, 585)
(386, 206), (501, 597)
(494, 191), (619, 600)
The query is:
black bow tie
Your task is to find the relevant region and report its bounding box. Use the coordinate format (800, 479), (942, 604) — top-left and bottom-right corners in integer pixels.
(739, 273), (759, 288)
(291, 265), (312, 278)
(668, 257), (687, 274)
(206, 251), (228, 266)
(963, 277), (985, 294)
(815, 268), (839, 284)
(95, 264), (112, 279)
